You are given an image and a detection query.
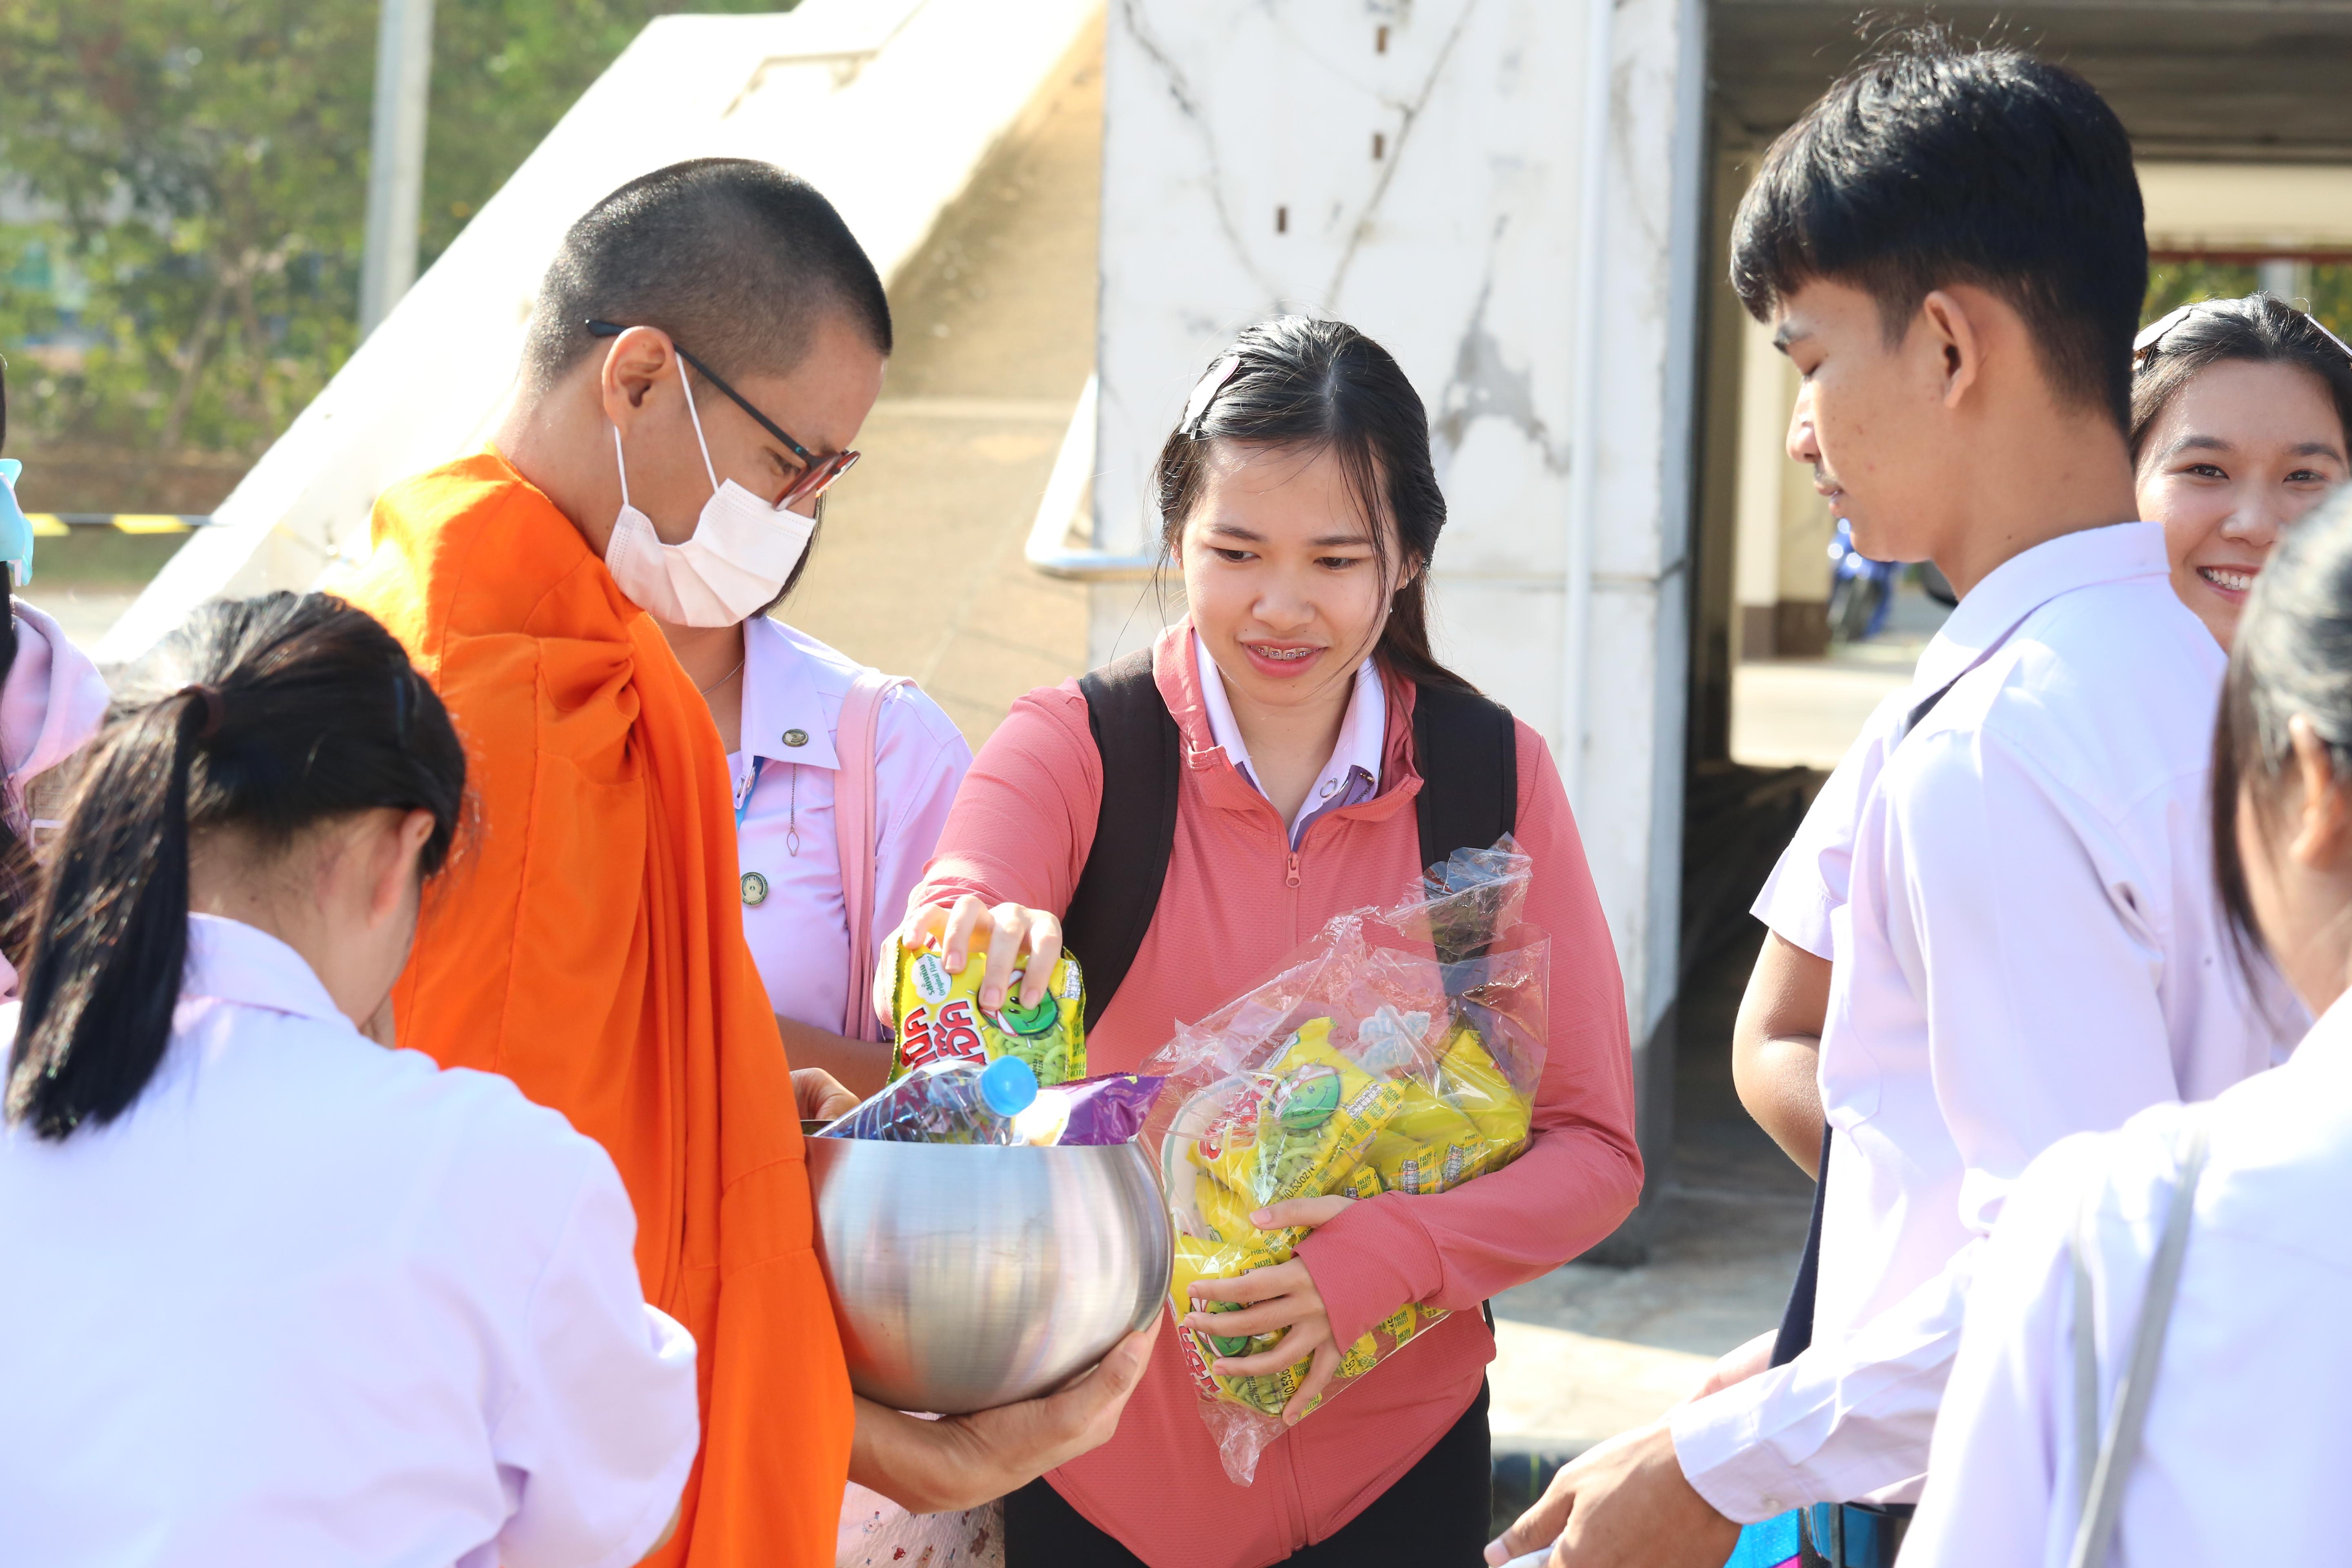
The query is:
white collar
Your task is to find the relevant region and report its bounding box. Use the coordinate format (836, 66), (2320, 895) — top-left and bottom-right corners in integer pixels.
(738, 614), (841, 770)
(1193, 630), (1384, 822)
(181, 913), (350, 1029)
(1913, 521), (2172, 698)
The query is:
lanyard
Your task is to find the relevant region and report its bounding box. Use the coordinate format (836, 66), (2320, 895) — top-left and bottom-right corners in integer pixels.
(734, 755), (767, 827)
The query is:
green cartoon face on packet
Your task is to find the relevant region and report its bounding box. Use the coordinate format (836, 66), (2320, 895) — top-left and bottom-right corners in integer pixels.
(1275, 1064), (1341, 1133)
(992, 982), (1060, 1038)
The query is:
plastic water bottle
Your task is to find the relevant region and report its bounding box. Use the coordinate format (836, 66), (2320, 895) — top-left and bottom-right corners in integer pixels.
(820, 1056), (1040, 1145)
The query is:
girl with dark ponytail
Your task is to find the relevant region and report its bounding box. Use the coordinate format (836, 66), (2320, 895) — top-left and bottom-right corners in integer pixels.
(892, 316), (1642, 1568)
(0, 592), (702, 1566)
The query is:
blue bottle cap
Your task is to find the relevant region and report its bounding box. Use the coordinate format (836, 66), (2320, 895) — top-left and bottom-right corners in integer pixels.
(977, 1055), (1039, 1118)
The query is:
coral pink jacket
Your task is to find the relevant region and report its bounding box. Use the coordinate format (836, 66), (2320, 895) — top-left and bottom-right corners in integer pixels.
(911, 624), (1642, 1568)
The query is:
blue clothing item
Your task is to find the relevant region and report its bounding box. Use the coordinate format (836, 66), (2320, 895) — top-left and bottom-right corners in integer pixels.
(1723, 1512), (1800, 1568)
(0, 459), (33, 586)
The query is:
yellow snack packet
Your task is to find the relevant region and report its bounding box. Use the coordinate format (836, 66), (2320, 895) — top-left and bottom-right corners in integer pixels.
(1437, 1022), (1531, 1151)
(1189, 1019), (1405, 1206)
(886, 936), (1086, 1085)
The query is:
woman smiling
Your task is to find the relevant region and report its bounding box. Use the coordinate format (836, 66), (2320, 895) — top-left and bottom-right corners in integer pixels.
(2131, 293), (2352, 648)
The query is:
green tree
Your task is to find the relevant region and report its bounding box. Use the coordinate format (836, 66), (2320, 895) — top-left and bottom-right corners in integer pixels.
(0, 0), (785, 461)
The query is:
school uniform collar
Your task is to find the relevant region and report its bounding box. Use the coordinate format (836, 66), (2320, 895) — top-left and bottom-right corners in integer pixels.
(1192, 629), (1384, 800)
(738, 613), (841, 771)
(1911, 520), (2170, 699)
(182, 913), (349, 1029)
(1151, 620), (1421, 833)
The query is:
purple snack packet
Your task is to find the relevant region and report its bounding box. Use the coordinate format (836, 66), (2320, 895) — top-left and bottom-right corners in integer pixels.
(1049, 1073), (1166, 1145)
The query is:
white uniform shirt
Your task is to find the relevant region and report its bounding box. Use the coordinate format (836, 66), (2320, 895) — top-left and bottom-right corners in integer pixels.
(1672, 522), (2296, 1519)
(730, 616), (971, 1032)
(1750, 688), (1910, 960)
(1907, 989), (2352, 1566)
(0, 914), (699, 1568)
(1194, 630), (1384, 848)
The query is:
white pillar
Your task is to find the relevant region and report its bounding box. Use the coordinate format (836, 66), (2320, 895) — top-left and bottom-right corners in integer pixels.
(360, 0), (437, 338)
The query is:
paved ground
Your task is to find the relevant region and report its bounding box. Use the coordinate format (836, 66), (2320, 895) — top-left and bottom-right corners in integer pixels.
(1731, 580), (1950, 769)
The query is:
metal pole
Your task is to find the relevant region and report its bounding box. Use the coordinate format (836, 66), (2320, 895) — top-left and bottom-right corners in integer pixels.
(359, 0), (437, 337)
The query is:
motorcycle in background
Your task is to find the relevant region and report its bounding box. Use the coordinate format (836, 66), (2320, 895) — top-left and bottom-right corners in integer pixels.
(1826, 517), (1958, 644)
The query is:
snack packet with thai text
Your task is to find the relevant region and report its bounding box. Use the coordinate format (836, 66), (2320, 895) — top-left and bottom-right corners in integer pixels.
(884, 935), (1087, 1086)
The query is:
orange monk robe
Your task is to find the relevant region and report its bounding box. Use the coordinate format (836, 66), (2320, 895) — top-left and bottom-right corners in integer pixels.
(339, 450), (852, 1568)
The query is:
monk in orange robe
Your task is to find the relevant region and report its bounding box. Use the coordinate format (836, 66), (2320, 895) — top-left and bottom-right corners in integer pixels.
(341, 160), (1150, 1568)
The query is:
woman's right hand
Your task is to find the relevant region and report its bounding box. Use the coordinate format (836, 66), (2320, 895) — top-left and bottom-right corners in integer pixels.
(896, 895), (1064, 1013)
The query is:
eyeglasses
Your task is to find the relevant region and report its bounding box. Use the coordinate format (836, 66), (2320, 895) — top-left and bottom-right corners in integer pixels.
(585, 319), (860, 510)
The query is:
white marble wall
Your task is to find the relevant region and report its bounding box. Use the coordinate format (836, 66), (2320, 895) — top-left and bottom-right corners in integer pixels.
(1095, 0), (1708, 1063)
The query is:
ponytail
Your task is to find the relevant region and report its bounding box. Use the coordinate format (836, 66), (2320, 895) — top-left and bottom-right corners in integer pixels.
(4, 593), (467, 1140)
(4, 696), (207, 1136)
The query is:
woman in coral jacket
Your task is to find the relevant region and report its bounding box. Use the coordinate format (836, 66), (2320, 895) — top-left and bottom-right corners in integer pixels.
(895, 316), (1644, 1568)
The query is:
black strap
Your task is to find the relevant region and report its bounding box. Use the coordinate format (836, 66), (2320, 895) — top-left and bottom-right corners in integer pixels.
(1770, 676), (1961, 1367)
(1064, 650), (1181, 1030)
(1411, 682), (1519, 878)
(1062, 660), (1519, 1026)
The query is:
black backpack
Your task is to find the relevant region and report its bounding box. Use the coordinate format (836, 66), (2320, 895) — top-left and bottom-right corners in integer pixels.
(1058, 648), (1519, 1029)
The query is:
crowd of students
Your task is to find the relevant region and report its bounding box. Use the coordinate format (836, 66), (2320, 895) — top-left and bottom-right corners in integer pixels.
(0, 31), (2344, 1568)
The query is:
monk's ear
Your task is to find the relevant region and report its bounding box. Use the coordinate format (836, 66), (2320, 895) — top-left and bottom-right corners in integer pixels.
(597, 325), (680, 435)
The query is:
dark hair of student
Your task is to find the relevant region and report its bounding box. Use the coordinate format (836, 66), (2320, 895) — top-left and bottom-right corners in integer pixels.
(2129, 293), (2352, 461)
(1153, 315), (1473, 693)
(4, 593), (467, 1141)
(1728, 36), (2147, 432)
(522, 156), (892, 394)
(2212, 485), (2352, 970)
(0, 359), (32, 973)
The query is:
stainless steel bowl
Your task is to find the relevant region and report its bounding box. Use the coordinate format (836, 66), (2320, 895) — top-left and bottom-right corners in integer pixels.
(807, 1136), (1173, 1414)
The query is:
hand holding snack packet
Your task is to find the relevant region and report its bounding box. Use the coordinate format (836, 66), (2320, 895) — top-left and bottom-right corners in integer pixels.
(1147, 838), (1548, 1484)
(880, 929), (1088, 1086)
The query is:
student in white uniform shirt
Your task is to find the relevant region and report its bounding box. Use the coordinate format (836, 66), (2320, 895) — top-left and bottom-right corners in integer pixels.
(0, 593), (699, 1568)
(713, 608), (969, 1095)
(1488, 43), (2297, 1568)
(1734, 294), (2352, 1182)
(1906, 485), (2352, 1567)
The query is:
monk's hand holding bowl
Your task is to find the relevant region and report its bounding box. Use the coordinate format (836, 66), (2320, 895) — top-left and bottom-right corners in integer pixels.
(849, 1317), (1161, 1514)
(793, 1069), (859, 1123)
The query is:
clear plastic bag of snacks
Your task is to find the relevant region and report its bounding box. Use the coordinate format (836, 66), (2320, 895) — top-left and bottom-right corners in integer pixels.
(1145, 838), (1548, 1484)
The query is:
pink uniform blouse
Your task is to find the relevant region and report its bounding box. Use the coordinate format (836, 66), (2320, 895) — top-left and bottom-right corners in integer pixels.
(909, 621), (1642, 1568)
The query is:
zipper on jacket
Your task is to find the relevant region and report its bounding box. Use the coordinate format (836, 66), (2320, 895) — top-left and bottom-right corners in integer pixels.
(1285, 851), (1302, 889)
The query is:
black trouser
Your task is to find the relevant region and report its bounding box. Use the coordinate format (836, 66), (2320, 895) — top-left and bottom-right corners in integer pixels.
(1004, 1381), (1492, 1568)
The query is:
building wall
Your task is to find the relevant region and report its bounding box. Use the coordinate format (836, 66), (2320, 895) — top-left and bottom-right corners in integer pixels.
(1092, 0), (1709, 1100)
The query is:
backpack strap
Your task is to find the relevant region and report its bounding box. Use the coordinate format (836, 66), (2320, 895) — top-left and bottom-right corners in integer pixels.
(1410, 682), (1519, 871)
(833, 669), (909, 1043)
(1062, 648), (1182, 1030)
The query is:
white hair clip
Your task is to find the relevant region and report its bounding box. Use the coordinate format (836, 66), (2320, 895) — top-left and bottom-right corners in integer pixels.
(1182, 354), (1243, 434)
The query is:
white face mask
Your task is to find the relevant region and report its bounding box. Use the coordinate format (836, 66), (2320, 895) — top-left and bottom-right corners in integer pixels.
(603, 368), (815, 626)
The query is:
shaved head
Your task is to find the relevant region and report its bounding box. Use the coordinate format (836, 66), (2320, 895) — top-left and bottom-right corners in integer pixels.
(522, 157), (891, 394)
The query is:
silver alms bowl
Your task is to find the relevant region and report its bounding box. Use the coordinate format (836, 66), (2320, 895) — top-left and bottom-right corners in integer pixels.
(807, 1136), (1174, 1415)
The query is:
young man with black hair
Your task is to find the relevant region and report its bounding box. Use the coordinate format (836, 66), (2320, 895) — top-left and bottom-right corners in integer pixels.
(1488, 43), (2296, 1568)
(343, 158), (1150, 1568)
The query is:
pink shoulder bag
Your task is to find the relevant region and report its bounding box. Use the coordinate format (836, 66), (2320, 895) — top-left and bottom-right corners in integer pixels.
(832, 670), (909, 1042)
